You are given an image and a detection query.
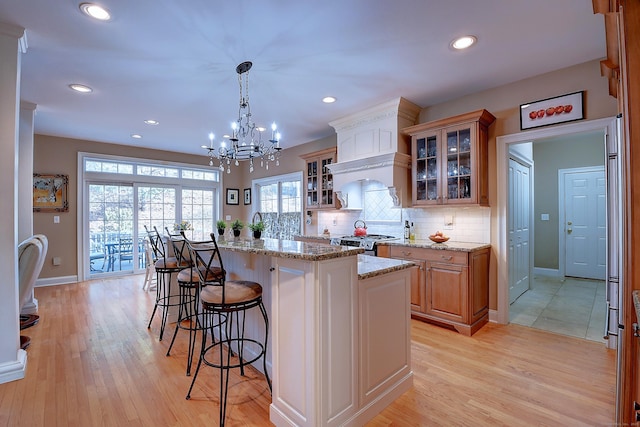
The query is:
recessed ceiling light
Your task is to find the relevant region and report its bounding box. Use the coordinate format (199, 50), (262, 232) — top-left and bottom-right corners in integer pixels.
(79, 3), (111, 21)
(451, 35), (477, 50)
(322, 96), (337, 104)
(69, 83), (93, 93)
(144, 119), (159, 125)
(131, 134), (142, 139)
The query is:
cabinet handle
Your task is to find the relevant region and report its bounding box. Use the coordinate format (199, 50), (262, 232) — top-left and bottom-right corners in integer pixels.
(269, 267), (275, 272)
(402, 251), (412, 256)
(441, 255), (453, 261)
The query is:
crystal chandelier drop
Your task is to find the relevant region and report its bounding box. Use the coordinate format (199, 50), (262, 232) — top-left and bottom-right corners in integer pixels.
(202, 61), (282, 174)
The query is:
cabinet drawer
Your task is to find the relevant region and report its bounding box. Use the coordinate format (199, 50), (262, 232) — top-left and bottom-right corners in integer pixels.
(387, 246), (468, 265)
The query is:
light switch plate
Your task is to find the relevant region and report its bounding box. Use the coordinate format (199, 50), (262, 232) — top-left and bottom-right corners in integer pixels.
(225, 215), (231, 220)
(541, 213), (550, 221)
(53, 215), (60, 224)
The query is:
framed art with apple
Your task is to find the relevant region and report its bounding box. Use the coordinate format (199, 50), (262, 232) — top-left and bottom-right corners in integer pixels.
(519, 91), (584, 130)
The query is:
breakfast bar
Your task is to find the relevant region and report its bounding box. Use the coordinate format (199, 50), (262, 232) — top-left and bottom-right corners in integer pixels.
(214, 237), (416, 427)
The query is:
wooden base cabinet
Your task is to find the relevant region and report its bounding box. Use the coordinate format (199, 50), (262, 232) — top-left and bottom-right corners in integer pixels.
(378, 245), (490, 336)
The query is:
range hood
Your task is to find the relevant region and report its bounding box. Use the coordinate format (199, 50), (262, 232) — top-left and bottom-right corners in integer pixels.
(327, 97), (421, 208)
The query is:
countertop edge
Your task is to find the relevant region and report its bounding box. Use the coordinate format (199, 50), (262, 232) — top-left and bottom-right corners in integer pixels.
(378, 240), (491, 252)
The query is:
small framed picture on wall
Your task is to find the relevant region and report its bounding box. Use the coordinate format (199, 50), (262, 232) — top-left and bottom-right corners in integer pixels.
(244, 188), (251, 205)
(226, 188), (239, 205)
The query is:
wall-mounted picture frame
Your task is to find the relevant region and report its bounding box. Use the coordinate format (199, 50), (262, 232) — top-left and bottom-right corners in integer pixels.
(226, 188), (239, 205)
(33, 173), (69, 212)
(244, 188), (251, 205)
(520, 91), (584, 130)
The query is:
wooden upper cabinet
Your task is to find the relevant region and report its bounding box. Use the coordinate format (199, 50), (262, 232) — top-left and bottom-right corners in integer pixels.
(403, 109), (495, 207)
(300, 147), (338, 210)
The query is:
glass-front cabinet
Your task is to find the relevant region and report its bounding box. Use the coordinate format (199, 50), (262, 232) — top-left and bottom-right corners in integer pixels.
(406, 109), (495, 206)
(300, 147), (338, 209)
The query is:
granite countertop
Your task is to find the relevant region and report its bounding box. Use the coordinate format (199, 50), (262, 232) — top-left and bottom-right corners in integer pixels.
(357, 254), (416, 280)
(378, 239), (491, 252)
(217, 237), (363, 261)
(293, 234), (333, 241)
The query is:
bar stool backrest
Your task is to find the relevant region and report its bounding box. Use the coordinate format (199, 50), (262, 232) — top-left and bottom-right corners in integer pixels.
(166, 227), (190, 267)
(184, 233), (228, 302)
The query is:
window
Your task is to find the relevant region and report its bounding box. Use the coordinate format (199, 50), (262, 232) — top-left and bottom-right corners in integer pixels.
(181, 188), (216, 241)
(81, 153), (221, 279)
(253, 172), (302, 239)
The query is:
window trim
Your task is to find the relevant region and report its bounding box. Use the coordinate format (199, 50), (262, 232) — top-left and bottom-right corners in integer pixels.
(78, 152), (222, 280)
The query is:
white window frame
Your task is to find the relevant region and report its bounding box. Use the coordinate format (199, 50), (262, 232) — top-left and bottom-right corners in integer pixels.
(252, 171), (303, 238)
(78, 152), (222, 280)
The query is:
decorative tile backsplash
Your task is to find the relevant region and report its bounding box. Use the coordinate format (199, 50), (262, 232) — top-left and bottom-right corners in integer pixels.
(317, 206), (490, 243)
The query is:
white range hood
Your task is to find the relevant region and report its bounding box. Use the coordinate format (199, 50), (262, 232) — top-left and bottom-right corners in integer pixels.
(327, 97), (421, 208)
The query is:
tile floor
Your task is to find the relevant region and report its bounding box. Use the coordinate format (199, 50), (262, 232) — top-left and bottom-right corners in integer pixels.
(509, 276), (607, 343)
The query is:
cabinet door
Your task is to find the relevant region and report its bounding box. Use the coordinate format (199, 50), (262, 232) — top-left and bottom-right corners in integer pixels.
(407, 258), (427, 313)
(306, 159), (319, 207)
(426, 262), (468, 323)
(441, 123), (477, 205)
(413, 130), (441, 205)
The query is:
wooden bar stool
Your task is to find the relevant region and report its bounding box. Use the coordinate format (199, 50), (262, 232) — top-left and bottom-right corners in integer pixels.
(185, 233), (271, 426)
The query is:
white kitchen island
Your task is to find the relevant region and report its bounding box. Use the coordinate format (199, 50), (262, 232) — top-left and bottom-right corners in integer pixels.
(215, 237), (415, 427)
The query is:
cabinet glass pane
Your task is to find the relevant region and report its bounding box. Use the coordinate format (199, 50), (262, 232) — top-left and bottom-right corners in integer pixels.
(427, 180), (438, 200)
(427, 158), (437, 179)
(427, 136), (437, 157)
(447, 178), (458, 199)
(459, 129), (471, 152)
(417, 138), (426, 158)
(416, 159), (426, 181)
(416, 180), (426, 200)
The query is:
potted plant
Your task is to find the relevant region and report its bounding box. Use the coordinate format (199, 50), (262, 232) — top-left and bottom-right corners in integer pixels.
(216, 219), (226, 236)
(231, 219), (244, 237)
(248, 221), (265, 239)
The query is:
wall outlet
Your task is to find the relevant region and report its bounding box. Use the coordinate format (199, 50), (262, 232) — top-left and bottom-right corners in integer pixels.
(225, 215), (231, 220)
(53, 215), (60, 224)
(541, 213), (550, 221)
(52, 256), (61, 266)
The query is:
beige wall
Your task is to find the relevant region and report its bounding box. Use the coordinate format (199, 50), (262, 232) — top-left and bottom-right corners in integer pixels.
(418, 59), (617, 310)
(533, 134), (605, 270)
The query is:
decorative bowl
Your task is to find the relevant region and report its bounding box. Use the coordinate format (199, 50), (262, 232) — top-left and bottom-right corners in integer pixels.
(429, 235), (450, 243)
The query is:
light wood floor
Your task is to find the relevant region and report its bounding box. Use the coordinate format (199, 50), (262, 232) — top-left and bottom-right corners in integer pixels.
(0, 275), (616, 426)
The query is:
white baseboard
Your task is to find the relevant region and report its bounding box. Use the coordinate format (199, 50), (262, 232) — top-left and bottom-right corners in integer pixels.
(0, 349), (27, 385)
(533, 267), (561, 278)
(35, 275), (78, 287)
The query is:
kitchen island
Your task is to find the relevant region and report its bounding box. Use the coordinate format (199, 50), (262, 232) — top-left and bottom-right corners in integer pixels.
(215, 237), (416, 427)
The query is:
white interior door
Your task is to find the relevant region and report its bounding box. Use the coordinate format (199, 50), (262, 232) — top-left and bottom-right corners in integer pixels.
(508, 157), (532, 303)
(562, 167), (606, 280)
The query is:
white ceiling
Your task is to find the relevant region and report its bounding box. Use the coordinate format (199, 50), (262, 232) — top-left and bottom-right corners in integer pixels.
(0, 0), (605, 156)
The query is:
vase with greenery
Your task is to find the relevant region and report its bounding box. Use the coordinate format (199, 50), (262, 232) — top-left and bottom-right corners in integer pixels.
(248, 221), (265, 239)
(231, 219), (244, 237)
(216, 219), (226, 236)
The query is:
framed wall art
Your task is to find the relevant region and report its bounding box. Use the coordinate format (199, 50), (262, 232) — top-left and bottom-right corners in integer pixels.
(520, 91), (584, 130)
(226, 188), (239, 205)
(33, 173), (69, 212)
(244, 188), (251, 205)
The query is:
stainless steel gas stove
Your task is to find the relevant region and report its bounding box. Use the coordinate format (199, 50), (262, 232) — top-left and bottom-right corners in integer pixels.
(329, 234), (398, 256)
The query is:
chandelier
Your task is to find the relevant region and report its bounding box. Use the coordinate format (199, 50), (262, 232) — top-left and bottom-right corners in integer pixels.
(202, 61), (281, 174)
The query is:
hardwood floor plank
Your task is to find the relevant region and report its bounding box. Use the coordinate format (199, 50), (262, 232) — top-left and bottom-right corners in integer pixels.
(0, 275), (616, 426)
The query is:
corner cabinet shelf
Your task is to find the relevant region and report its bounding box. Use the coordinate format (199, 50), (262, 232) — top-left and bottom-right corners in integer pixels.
(300, 147), (338, 210)
(403, 109), (495, 207)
